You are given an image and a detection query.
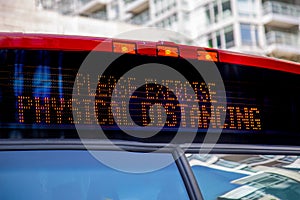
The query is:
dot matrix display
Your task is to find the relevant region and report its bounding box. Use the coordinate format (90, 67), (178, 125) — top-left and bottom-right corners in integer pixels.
(1, 49), (300, 142)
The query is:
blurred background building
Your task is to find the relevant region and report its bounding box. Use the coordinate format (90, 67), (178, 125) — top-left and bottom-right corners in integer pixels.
(0, 0), (139, 38)
(1, 0), (300, 61)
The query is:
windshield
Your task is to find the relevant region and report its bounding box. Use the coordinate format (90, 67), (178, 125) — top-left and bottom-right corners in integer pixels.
(1, 1), (300, 200)
(0, 150), (189, 200)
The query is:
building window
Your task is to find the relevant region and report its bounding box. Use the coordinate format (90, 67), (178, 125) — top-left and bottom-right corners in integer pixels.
(82, 6), (108, 20)
(208, 38), (213, 48)
(183, 12), (189, 21)
(205, 5), (211, 24)
(207, 25), (235, 49)
(206, 25), (235, 49)
(124, 0), (135, 4)
(225, 26), (234, 48)
(213, 2), (219, 23)
(255, 28), (259, 46)
(237, 0), (256, 17)
(155, 13), (177, 28)
(222, 0), (232, 18)
(241, 24), (252, 45)
(240, 23), (259, 46)
(205, 0), (232, 25)
(216, 31), (222, 48)
(154, 0), (176, 17)
(130, 9), (150, 25)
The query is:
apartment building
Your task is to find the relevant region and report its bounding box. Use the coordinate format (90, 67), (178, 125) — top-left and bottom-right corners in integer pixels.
(38, 0), (300, 61)
(193, 0), (300, 61)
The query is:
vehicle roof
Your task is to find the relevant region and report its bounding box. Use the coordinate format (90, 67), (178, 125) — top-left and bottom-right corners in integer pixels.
(1, 32), (299, 74)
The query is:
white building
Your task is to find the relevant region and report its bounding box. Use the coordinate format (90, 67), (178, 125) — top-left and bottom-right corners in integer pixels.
(190, 0), (300, 62)
(23, 0), (300, 61)
(0, 0), (139, 38)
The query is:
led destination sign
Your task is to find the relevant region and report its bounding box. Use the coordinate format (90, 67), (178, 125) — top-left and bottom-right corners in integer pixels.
(16, 77), (261, 131)
(0, 50), (299, 142)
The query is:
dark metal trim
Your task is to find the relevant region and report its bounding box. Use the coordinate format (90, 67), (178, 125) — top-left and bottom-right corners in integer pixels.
(181, 143), (300, 155)
(0, 139), (176, 152)
(173, 148), (203, 200)
(2, 140), (300, 154)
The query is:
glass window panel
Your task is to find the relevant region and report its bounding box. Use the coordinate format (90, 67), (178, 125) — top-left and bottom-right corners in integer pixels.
(222, 0), (232, 17)
(237, 0), (256, 17)
(205, 5), (211, 24)
(188, 153), (300, 200)
(241, 23), (252, 45)
(225, 26), (234, 48)
(214, 3), (219, 23)
(0, 150), (189, 200)
(216, 32), (221, 48)
(208, 38), (213, 48)
(255, 28), (259, 46)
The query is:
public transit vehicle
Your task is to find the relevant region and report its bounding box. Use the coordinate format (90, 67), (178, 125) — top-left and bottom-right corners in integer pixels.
(1, 33), (300, 200)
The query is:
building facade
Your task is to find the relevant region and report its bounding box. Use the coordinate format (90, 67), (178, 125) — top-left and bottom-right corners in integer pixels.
(194, 0), (300, 62)
(38, 0), (300, 61)
(0, 0), (139, 38)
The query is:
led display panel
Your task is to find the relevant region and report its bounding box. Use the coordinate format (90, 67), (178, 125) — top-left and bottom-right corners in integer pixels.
(0, 50), (299, 144)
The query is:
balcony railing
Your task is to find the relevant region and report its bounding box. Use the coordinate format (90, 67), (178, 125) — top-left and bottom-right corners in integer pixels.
(88, 10), (108, 20)
(124, 0), (136, 4)
(78, 0), (108, 4)
(129, 10), (150, 25)
(263, 1), (300, 18)
(79, 0), (94, 3)
(266, 31), (300, 47)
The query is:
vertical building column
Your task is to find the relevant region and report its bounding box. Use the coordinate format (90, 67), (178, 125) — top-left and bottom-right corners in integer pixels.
(217, 0), (222, 23)
(176, 0), (183, 34)
(231, 0), (241, 48)
(118, 0), (126, 21)
(257, 0), (266, 49)
(149, 0), (156, 24)
(106, 2), (112, 20)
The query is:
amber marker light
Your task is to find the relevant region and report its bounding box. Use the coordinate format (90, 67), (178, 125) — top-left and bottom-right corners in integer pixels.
(157, 45), (179, 57)
(113, 42), (136, 54)
(197, 50), (218, 62)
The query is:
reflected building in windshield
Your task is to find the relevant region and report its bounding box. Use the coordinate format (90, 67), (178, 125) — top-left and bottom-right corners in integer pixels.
(188, 154), (300, 200)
